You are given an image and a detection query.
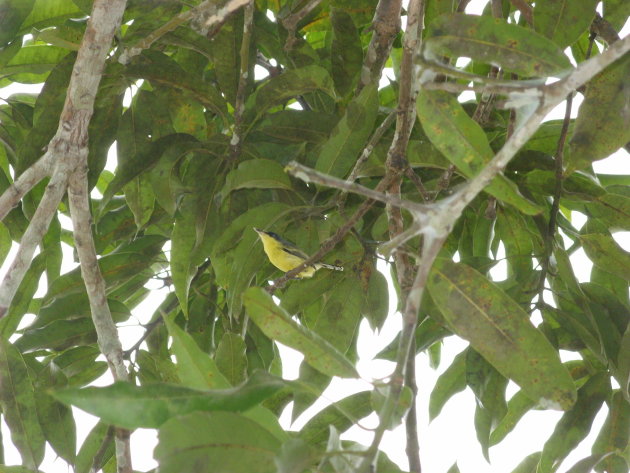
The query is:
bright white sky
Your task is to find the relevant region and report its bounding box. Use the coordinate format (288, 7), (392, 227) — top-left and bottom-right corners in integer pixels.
(0, 1), (629, 472)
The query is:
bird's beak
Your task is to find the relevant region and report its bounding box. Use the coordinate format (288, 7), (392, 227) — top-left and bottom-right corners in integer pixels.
(253, 227), (263, 235)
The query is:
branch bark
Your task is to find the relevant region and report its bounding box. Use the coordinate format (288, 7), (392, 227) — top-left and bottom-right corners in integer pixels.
(357, 0), (402, 92)
(0, 0), (132, 470)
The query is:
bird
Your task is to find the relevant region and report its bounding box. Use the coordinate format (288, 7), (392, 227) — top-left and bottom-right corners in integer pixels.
(253, 227), (343, 278)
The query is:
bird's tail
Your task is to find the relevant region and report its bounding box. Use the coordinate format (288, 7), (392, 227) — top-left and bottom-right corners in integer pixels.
(317, 262), (344, 271)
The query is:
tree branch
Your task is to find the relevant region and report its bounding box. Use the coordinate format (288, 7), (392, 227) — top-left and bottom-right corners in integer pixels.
(281, 0), (323, 50)
(229, 0), (255, 159)
(119, 0), (250, 64)
(357, 0), (402, 92)
(0, 168), (67, 318)
(0, 153), (54, 221)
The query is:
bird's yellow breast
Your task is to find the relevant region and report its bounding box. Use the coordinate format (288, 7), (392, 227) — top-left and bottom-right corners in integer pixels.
(258, 233), (317, 278)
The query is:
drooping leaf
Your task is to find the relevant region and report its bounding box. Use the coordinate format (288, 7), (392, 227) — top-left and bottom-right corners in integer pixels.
(243, 287), (358, 378)
(0, 339), (45, 469)
(425, 13), (571, 76)
(315, 83), (379, 178)
(245, 65), (335, 124)
(220, 159), (293, 200)
(52, 370), (285, 429)
(215, 332), (248, 386)
(429, 349), (467, 420)
(533, 0), (599, 48)
(0, 0), (35, 47)
(125, 50), (227, 121)
(155, 412), (281, 473)
(539, 373), (610, 473)
(427, 258), (577, 410)
(592, 391), (630, 473)
(163, 315), (230, 389)
(567, 55), (630, 172)
(299, 391), (372, 444)
(580, 233), (630, 281)
(330, 9), (362, 96)
(417, 89), (541, 215)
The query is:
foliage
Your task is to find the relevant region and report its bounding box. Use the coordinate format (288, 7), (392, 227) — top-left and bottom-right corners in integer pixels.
(0, 0), (628, 472)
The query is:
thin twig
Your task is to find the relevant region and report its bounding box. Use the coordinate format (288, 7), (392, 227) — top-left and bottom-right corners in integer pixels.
(509, 0), (533, 25)
(405, 337), (421, 473)
(119, 0), (250, 64)
(268, 173), (398, 291)
(281, 0), (323, 50)
(338, 111), (396, 213)
(361, 1), (426, 471)
(346, 111), (396, 184)
(471, 0), (503, 125)
(405, 166), (431, 202)
(229, 0), (255, 160)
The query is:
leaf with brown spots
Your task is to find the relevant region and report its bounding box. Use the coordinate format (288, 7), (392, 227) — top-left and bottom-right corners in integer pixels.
(427, 258), (577, 410)
(425, 13), (571, 77)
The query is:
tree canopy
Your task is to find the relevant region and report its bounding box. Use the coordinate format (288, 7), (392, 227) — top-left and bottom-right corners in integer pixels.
(0, 0), (629, 472)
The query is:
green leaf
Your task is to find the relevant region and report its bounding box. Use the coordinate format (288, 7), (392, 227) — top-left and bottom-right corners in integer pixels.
(489, 390), (537, 446)
(299, 391), (372, 444)
(564, 453), (621, 473)
(124, 174), (155, 229)
(580, 233), (630, 281)
(533, 0), (599, 48)
(308, 277), (362, 353)
(0, 44), (70, 83)
(417, 89), (541, 215)
(16, 318), (97, 352)
(592, 391), (630, 473)
(274, 438), (317, 473)
(163, 315), (230, 389)
(539, 373), (610, 473)
(429, 349), (467, 420)
(0, 0), (35, 46)
(42, 235), (165, 302)
(362, 269), (389, 331)
(427, 259), (577, 410)
(0, 222), (10, 267)
(256, 110), (337, 144)
(467, 350), (508, 459)
(52, 346), (108, 387)
(215, 332), (248, 386)
(209, 14), (241, 105)
(125, 50), (227, 121)
(19, 0), (82, 32)
(586, 193), (630, 231)
(425, 13), (571, 76)
(155, 412), (281, 473)
(220, 159), (293, 200)
(100, 133), (200, 214)
(35, 385), (76, 464)
(245, 65), (335, 124)
(619, 325), (630, 400)
(243, 287), (358, 378)
(75, 422), (113, 473)
(567, 55), (630, 172)
(0, 339), (45, 469)
(315, 83), (379, 178)
(330, 9), (362, 96)
(52, 370), (285, 429)
(0, 253), (46, 338)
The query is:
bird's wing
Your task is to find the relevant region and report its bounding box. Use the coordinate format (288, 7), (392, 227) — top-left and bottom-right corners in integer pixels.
(282, 246), (311, 261)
